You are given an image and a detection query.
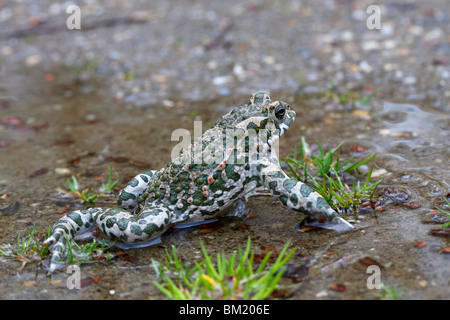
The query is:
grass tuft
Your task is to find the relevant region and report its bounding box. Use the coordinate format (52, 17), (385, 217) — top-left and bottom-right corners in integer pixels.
(283, 138), (382, 214)
(56, 163), (119, 204)
(435, 197), (450, 228)
(152, 238), (296, 300)
(0, 225), (114, 268)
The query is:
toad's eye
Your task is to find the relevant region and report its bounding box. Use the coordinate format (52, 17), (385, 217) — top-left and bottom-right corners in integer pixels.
(275, 104), (286, 120)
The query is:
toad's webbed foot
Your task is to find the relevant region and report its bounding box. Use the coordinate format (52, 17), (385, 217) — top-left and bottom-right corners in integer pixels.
(43, 208), (100, 271)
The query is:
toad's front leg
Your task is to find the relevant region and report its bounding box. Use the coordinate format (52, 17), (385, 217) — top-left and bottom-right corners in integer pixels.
(258, 160), (354, 231)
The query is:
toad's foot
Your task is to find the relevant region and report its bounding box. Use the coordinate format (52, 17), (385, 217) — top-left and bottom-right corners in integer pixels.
(43, 208), (100, 271)
(300, 213), (354, 231)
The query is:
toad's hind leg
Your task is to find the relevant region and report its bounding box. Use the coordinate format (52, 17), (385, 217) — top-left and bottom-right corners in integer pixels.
(44, 205), (172, 271)
(117, 170), (157, 210)
(95, 205), (172, 244)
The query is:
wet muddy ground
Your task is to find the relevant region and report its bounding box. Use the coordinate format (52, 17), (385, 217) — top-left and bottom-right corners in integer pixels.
(0, 0), (449, 299)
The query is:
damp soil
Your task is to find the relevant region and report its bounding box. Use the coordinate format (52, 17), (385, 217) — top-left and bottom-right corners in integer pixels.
(0, 0), (449, 300)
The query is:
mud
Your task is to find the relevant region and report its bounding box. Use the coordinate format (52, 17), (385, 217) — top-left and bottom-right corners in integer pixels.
(0, 0), (449, 299)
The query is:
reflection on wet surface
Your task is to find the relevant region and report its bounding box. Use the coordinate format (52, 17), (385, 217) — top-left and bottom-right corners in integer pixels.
(0, 0), (449, 300)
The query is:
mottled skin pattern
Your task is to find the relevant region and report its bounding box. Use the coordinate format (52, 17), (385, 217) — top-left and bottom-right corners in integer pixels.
(44, 92), (353, 271)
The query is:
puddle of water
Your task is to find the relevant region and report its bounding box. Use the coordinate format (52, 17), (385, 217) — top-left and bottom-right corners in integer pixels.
(1, 76), (449, 299)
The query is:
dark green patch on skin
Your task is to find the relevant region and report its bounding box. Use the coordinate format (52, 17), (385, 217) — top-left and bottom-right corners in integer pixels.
(196, 176), (205, 185)
(106, 217), (117, 229)
(246, 122), (258, 131)
(307, 202), (312, 208)
(100, 208), (123, 220)
(317, 197), (330, 210)
(130, 224), (143, 236)
(297, 206), (311, 215)
(268, 181), (278, 190)
(210, 178), (224, 193)
(290, 193), (298, 206)
(51, 231), (61, 242)
(203, 198), (214, 206)
(101, 223), (107, 235)
(178, 172), (189, 181)
(117, 190), (136, 205)
(300, 184), (313, 198)
(259, 119), (268, 129)
(117, 218), (129, 231)
(243, 175), (260, 186)
(193, 189), (206, 202)
(244, 137), (250, 153)
(279, 195), (288, 206)
(283, 179), (297, 193)
(144, 170), (155, 177)
(129, 178), (139, 187)
(169, 196), (178, 204)
(257, 163), (268, 173)
(54, 222), (70, 234)
(140, 175), (149, 183)
(173, 208), (184, 218)
(67, 212), (83, 227)
(144, 223), (163, 235)
(155, 189), (165, 199)
(225, 165), (241, 181)
(267, 171), (285, 179)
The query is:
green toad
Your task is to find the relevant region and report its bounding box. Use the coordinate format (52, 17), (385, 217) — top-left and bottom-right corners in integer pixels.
(44, 92), (353, 271)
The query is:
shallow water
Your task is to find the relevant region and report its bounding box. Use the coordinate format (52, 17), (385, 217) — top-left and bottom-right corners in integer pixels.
(0, 0), (449, 300)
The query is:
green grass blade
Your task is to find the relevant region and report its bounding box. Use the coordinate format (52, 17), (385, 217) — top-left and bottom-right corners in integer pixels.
(286, 163), (301, 181)
(344, 153), (377, 172)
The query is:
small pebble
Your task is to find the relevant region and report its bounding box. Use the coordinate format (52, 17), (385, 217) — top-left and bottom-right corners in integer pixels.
(55, 168), (72, 175)
(362, 41), (380, 51)
(162, 99), (174, 107)
(263, 55), (275, 65)
(418, 280), (427, 287)
(371, 169), (388, 178)
(359, 61), (373, 73)
(212, 76), (232, 86)
(315, 290), (328, 298)
(26, 55), (41, 66)
(207, 61), (218, 69)
(403, 76), (417, 85)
